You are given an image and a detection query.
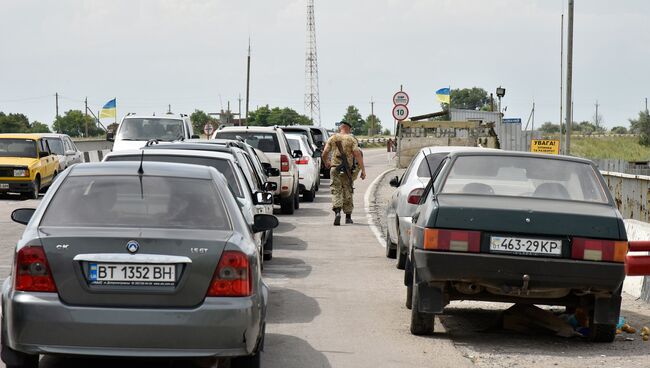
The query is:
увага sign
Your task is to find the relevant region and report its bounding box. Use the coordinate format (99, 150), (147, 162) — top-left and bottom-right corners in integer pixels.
(530, 140), (560, 155)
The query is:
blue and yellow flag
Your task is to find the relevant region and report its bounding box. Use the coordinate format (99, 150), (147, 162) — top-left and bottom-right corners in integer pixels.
(99, 98), (116, 119)
(436, 88), (450, 104)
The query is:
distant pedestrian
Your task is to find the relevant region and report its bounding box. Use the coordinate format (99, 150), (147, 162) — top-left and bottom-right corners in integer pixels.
(322, 120), (366, 226)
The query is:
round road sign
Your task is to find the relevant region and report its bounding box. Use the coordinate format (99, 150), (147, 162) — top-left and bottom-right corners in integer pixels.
(203, 123), (214, 136)
(392, 104), (409, 121)
(393, 91), (409, 106)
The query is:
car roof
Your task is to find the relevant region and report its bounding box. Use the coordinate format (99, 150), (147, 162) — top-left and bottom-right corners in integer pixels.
(123, 115), (187, 121)
(0, 133), (43, 140)
(32, 133), (70, 139)
(143, 142), (235, 154)
(420, 146), (499, 154)
(218, 126), (277, 132)
(68, 161), (215, 179)
(280, 125), (312, 131)
(448, 149), (595, 164)
(106, 148), (235, 161)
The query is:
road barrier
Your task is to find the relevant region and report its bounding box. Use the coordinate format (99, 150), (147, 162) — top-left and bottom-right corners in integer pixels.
(82, 149), (111, 163)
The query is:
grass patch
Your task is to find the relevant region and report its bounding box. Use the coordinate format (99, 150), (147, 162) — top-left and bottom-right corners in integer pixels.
(570, 136), (650, 161)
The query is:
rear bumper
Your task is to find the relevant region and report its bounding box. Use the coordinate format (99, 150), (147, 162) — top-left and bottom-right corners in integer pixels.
(277, 174), (295, 198)
(413, 249), (625, 292)
(0, 179), (34, 193)
(2, 283), (268, 358)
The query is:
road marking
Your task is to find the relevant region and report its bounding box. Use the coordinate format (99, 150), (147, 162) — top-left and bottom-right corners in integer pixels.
(364, 167), (395, 249)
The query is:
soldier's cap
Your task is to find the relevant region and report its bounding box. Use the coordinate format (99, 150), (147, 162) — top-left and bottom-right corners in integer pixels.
(338, 120), (352, 128)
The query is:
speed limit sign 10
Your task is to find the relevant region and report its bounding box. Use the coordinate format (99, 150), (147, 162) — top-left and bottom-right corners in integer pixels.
(392, 104), (409, 121)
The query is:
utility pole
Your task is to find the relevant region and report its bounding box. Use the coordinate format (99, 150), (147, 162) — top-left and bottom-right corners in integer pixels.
(645, 97), (648, 114)
(564, 0), (574, 155)
(168, 104), (172, 114)
(370, 98), (375, 136)
(559, 13), (564, 153)
(55, 93), (59, 118)
(84, 97), (89, 137)
(595, 100), (600, 126)
(245, 39), (251, 125)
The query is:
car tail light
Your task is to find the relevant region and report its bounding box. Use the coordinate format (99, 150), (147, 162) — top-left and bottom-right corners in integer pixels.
(207, 251), (251, 297)
(571, 238), (627, 263)
(280, 154), (290, 172)
(296, 156), (310, 165)
(423, 229), (481, 253)
(407, 188), (425, 204)
(14, 246), (57, 292)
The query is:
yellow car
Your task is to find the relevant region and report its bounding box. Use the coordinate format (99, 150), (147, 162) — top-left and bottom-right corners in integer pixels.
(0, 133), (60, 199)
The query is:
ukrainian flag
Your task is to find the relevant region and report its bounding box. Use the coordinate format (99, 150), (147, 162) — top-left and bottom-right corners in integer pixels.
(99, 98), (116, 119)
(436, 88), (450, 104)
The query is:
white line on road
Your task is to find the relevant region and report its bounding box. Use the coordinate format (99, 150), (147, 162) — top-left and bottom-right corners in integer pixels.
(364, 167), (395, 249)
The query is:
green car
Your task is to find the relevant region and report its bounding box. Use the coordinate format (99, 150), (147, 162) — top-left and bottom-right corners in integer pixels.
(406, 151), (627, 342)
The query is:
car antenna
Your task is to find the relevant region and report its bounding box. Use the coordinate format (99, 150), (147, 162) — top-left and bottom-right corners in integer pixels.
(138, 149), (145, 199)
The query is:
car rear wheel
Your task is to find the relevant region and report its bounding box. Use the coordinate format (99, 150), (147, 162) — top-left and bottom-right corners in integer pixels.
(280, 196), (295, 215)
(386, 229), (397, 259)
(294, 190), (300, 209)
(396, 231), (407, 269)
(230, 351), (261, 368)
(303, 187), (315, 202)
(1, 342), (38, 368)
(263, 230), (273, 261)
(410, 272), (435, 335)
(589, 323), (616, 342)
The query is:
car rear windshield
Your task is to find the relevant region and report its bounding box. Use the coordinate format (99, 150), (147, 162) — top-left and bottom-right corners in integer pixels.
(41, 176), (231, 230)
(117, 118), (185, 141)
(0, 139), (37, 158)
(105, 155), (244, 198)
(441, 155), (609, 203)
(417, 153), (447, 178)
(216, 132), (280, 153)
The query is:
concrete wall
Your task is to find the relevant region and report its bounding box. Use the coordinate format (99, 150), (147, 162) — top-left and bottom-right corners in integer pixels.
(73, 139), (114, 152)
(601, 171), (650, 222)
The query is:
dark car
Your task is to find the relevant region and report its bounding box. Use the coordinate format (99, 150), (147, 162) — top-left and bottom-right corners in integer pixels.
(406, 151), (627, 342)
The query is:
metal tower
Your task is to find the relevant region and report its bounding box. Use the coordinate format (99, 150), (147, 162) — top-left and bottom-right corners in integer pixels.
(304, 0), (321, 126)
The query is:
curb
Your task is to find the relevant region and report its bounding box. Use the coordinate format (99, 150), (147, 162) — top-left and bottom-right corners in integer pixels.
(364, 167), (396, 249)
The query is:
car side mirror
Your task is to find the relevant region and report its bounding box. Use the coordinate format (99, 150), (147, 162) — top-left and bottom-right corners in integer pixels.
(313, 149), (322, 158)
(389, 176), (400, 188)
(39, 151), (50, 158)
(106, 131), (115, 142)
(265, 167), (280, 177)
(264, 182), (278, 192)
(292, 150), (303, 159)
(11, 208), (35, 225)
(65, 150), (76, 156)
(191, 134), (200, 139)
(252, 214), (279, 233)
(254, 191), (274, 205)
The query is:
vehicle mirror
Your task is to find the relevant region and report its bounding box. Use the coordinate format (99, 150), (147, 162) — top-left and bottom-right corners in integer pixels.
(252, 214), (279, 233)
(264, 182), (278, 192)
(106, 131), (115, 142)
(389, 176), (400, 187)
(191, 134), (200, 139)
(11, 208), (35, 225)
(313, 149), (322, 158)
(254, 191), (274, 205)
(39, 151), (50, 158)
(65, 150), (75, 156)
(293, 150), (303, 159)
(265, 167), (280, 177)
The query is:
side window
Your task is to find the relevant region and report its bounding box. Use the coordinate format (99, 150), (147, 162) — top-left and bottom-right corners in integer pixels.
(401, 156), (419, 183)
(420, 158), (450, 203)
(39, 139), (49, 154)
(63, 137), (72, 151)
(243, 154), (264, 189)
(238, 154), (259, 191)
(279, 132), (291, 154)
(66, 137), (79, 151)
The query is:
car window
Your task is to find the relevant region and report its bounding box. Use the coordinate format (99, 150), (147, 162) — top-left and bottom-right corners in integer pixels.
(41, 176), (230, 230)
(241, 153), (264, 189)
(0, 139), (37, 158)
(417, 153), (448, 178)
(117, 118), (185, 141)
(45, 138), (65, 155)
(441, 155), (609, 203)
(287, 138), (301, 153)
(216, 132), (280, 153)
(64, 137), (78, 151)
(105, 154), (244, 198)
(39, 139), (51, 154)
(236, 152), (261, 191)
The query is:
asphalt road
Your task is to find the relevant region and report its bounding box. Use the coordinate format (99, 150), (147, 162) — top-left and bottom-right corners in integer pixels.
(1, 148), (649, 367)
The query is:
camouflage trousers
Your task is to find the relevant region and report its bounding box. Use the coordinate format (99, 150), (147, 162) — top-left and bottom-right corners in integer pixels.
(330, 168), (354, 214)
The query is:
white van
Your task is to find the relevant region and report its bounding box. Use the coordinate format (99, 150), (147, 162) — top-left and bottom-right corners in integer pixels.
(107, 114), (198, 151)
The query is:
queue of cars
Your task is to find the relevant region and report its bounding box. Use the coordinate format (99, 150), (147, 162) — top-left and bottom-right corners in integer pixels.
(1, 119), (330, 368)
(386, 146), (629, 342)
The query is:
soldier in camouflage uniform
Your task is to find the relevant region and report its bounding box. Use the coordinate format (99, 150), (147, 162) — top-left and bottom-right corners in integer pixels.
(322, 120), (366, 226)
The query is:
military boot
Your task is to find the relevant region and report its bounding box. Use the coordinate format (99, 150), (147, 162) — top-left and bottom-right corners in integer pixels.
(333, 208), (341, 226)
(345, 214), (353, 224)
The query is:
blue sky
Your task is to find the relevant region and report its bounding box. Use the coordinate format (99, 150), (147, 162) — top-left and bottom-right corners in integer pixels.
(1, 0), (648, 130)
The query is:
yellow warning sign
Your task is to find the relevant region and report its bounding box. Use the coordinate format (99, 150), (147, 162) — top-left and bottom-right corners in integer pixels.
(531, 140), (560, 155)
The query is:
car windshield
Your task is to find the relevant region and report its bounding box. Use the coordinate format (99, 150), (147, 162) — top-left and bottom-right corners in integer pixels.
(45, 138), (64, 155)
(0, 139), (37, 158)
(216, 132), (280, 153)
(41, 176), (230, 230)
(441, 155), (609, 204)
(105, 155), (244, 198)
(117, 118), (185, 141)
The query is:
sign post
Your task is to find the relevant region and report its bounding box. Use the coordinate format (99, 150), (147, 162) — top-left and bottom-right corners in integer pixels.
(392, 104), (409, 121)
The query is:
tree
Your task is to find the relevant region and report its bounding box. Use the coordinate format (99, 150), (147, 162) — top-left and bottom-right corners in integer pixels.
(342, 105), (364, 135)
(190, 109), (215, 134)
(539, 122), (560, 134)
(52, 110), (104, 137)
(630, 111), (650, 145)
(0, 112), (30, 133)
(383, 128), (391, 136)
(441, 87), (491, 111)
(364, 114), (382, 136)
(248, 106), (311, 126)
(610, 126), (628, 134)
(29, 121), (51, 133)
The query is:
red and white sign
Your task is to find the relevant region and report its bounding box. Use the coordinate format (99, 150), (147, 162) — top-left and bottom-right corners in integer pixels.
(203, 123), (214, 136)
(393, 91), (410, 106)
(392, 104), (409, 121)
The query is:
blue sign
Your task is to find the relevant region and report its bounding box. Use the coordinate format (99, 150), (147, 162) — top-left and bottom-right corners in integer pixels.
(503, 118), (522, 124)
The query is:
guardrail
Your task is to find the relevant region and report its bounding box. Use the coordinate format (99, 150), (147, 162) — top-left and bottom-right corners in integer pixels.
(358, 138), (389, 144)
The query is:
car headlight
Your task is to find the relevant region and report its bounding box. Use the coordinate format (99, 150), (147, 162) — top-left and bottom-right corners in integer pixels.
(13, 169), (29, 177)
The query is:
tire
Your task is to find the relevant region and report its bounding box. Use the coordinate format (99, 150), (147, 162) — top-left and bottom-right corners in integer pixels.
(396, 227), (407, 269)
(406, 285), (413, 310)
(386, 229), (397, 259)
(230, 351), (261, 368)
(303, 187), (315, 202)
(263, 230), (273, 261)
(280, 196), (295, 215)
(589, 323), (616, 342)
(410, 272), (435, 335)
(294, 190), (300, 209)
(1, 343), (38, 368)
(25, 177), (39, 200)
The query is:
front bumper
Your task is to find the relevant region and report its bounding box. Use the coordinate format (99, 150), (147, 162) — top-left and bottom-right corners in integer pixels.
(0, 179), (34, 193)
(413, 249), (625, 292)
(3, 285), (268, 358)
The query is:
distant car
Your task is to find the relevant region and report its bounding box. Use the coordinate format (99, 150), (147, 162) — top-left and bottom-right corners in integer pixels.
(39, 133), (83, 171)
(287, 134), (321, 202)
(386, 147), (496, 269)
(2, 161), (277, 367)
(277, 126), (323, 179)
(108, 114), (199, 151)
(104, 147), (276, 261)
(308, 126), (330, 149)
(214, 126), (300, 214)
(0, 133), (60, 199)
(406, 151), (627, 342)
